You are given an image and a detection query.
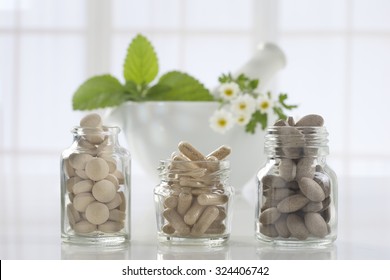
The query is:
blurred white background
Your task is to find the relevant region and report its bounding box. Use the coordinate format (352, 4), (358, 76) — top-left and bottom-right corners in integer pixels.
(1, 0), (390, 259)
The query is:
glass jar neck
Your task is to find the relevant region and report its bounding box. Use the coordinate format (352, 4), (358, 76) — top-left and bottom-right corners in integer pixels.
(158, 160), (230, 185)
(71, 126), (120, 147)
(265, 126), (329, 159)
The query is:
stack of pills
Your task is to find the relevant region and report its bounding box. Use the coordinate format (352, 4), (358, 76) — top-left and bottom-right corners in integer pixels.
(157, 141), (232, 238)
(259, 114), (333, 240)
(64, 114), (126, 234)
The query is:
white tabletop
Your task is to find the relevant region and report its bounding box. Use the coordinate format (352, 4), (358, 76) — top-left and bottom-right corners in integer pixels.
(1, 171), (389, 260)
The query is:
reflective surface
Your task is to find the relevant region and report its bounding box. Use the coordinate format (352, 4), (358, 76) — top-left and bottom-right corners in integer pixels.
(1, 169), (390, 260)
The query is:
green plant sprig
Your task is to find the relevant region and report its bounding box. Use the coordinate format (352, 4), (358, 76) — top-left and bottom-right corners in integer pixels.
(72, 34), (213, 110)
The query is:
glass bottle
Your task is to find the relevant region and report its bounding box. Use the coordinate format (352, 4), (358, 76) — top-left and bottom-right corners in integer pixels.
(256, 126), (337, 246)
(61, 126), (131, 245)
(154, 159), (233, 246)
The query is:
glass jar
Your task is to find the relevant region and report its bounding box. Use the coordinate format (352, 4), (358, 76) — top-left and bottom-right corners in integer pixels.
(154, 160), (233, 246)
(256, 126), (337, 246)
(61, 126), (131, 245)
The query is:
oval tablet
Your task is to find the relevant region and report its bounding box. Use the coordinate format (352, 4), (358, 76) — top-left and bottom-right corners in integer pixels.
(287, 214), (309, 240)
(299, 177), (325, 202)
(304, 212), (328, 238)
(259, 207), (281, 225)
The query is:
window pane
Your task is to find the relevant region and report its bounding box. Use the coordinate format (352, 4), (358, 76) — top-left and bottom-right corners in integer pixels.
(186, 0), (252, 30)
(350, 37), (390, 155)
(352, 0), (390, 30)
(20, 0), (86, 28)
(0, 35), (15, 150)
(18, 34), (86, 150)
(279, 0), (347, 31)
(184, 35), (252, 88)
(278, 37), (346, 154)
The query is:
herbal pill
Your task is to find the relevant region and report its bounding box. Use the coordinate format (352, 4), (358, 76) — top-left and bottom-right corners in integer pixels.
(92, 179), (116, 203)
(178, 141), (206, 161)
(108, 209), (126, 222)
(64, 158), (76, 177)
(67, 203), (81, 226)
(205, 155), (219, 173)
(163, 208), (190, 236)
(177, 192), (193, 216)
(191, 206), (219, 236)
(295, 114), (324, 127)
(205, 223), (226, 234)
(76, 170), (89, 180)
(207, 145), (231, 160)
(171, 154), (199, 170)
(265, 188), (295, 201)
(74, 220), (97, 233)
(73, 192), (96, 212)
(98, 221), (124, 233)
(164, 196), (178, 209)
(179, 177), (207, 188)
(277, 194), (309, 213)
(77, 138), (96, 150)
(296, 157), (315, 180)
(66, 176), (82, 193)
(106, 193), (122, 210)
(287, 214), (309, 240)
(287, 116), (295, 126)
(259, 207), (281, 225)
(197, 193), (228, 206)
(85, 202), (109, 225)
(85, 158), (109, 181)
(262, 175), (287, 188)
(113, 170), (125, 185)
(69, 153), (93, 170)
(99, 155), (117, 173)
(278, 159), (296, 182)
(105, 174), (119, 188)
(162, 224), (176, 235)
(322, 197), (331, 210)
(274, 119), (288, 126)
(302, 201), (323, 212)
(184, 201), (206, 225)
(313, 172), (331, 198)
(260, 224), (279, 238)
(72, 179), (93, 194)
(304, 212), (328, 238)
(299, 177), (325, 202)
(80, 113), (102, 128)
(274, 215), (290, 238)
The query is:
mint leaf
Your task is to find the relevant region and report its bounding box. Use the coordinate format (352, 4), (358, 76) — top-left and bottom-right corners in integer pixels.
(72, 75), (126, 110)
(124, 80), (143, 101)
(145, 71), (214, 101)
(279, 93), (298, 110)
(245, 111), (268, 134)
(123, 34), (158, 85)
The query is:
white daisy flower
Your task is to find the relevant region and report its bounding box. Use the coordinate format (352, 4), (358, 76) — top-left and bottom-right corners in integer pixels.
(218, 82), (240, 101)
(209, 109), (235, 134)
(235, 113), (251, 126)
(257, 95), (274, 114)
(230, 94), (256, 115)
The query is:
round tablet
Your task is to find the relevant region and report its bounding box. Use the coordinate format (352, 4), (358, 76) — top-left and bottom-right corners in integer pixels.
(74, 220), (97, 233)
(106, 193), (122, 210)
(92, 179), (116, 203)
(73, 180), (94, 194)
(98, 221), (124, 233)
(73, 193), (96, 212)
(85, 202), (109, 225)
(69, 153), (93, 170)
(85, 158), (109, 181)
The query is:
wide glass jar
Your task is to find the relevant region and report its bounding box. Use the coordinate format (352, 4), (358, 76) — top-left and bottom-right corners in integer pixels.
(61, 126), (131, 245)
(154, 159), (233, 246)
(256, 125), (337, 246)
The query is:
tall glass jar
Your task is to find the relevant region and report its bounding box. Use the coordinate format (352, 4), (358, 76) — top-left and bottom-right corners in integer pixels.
(256, 126), (337, 246)
(61, 126), (131, 245)
(154, 160), (233, 246)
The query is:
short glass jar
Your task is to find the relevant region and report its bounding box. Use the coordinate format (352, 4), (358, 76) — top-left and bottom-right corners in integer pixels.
(154, 160), (233, 246)
(256, 126), (337, 246)
(61, 126), (131, 245)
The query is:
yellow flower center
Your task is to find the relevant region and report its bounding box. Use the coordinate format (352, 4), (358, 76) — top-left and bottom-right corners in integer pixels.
(218, 118), (227, 127)
(239, 103), (247, 110)
(238, 116), (245, 123)
(224, 89), (233, 96)
(260, 101), (270, 110)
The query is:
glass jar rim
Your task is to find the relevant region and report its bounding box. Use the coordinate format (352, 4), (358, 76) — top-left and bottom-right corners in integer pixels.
(71, 126), (121, 135)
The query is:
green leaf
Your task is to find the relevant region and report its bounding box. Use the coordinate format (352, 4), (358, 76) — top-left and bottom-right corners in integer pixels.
(279, 93), (298, 110)
(273, 106), (287, 120)
(249, 79), (259, 90)
(245, 111), (268, 134)
(124, 80), (142, 101)
(218, 73), (233, 83)
(72, 75), (127, 110)
(123, 34), (158, 85)
(145, 71), (214, 101)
